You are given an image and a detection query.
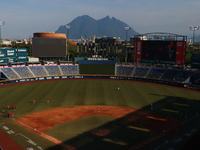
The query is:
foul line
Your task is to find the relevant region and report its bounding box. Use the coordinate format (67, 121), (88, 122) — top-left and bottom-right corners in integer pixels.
(12, 118), (76, 150)
(173, 103), (190, 107)
(162, 109), (178, 113)
(147, 116), (167, 122)
(128, 126), (150, 132)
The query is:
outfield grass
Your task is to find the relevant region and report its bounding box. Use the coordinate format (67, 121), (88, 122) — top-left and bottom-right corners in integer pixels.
(0, 79), (200, 149)
(44, 115), (116, 141)
(1, 80), (199, 119)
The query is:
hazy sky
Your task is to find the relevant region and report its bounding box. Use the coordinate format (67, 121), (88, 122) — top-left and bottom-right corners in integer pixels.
(0, 0), (199, 39)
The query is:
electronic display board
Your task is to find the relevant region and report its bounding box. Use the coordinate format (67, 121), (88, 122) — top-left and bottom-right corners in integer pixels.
(134, 40), (186, 65)
(32, 38), (67, 57)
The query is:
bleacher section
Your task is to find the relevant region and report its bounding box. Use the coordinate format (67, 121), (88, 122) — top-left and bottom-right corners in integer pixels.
(0, 64), (79, 80)
(13, 67), (34, 78)
(116, 65), (199, 83)
(147, 68), (166, 80)
(29, 66), (47, 77)
(160, 69), (181, 81)
(44, 65), (61, 76)
(1, 67), (19, 79)
(116, 66), (134, 76)
(60, 65), (79, 75)
(132, 67), (150, 78)
(0, 64), (198, 85)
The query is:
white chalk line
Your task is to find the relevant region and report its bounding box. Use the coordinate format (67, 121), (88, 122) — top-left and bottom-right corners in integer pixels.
(12, 118), (75, 150)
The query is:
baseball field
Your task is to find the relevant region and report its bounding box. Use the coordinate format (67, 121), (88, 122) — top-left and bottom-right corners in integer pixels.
(0, 79), (200, 150)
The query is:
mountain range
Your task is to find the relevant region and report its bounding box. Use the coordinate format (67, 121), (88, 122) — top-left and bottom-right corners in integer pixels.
(55, 15), (139, 40)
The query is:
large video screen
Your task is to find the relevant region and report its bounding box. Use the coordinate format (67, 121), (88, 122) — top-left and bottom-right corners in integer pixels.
(191, 54), (200, 69)
(32, 38), (66, 57)
(141, 40), (177, 62)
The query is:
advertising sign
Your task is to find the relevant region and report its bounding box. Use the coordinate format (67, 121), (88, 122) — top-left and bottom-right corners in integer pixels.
(0, 58), (7, 63)
(17, 48), (27, 53)
(17, 56), (28, 62)
(7, 57), (16, 63)
(134, 40), (142, 62)
(0, 49), (6, 58)
(175, 41), (186, 65)
(6, 49), (16, 57)
(17, 52), (28, 56)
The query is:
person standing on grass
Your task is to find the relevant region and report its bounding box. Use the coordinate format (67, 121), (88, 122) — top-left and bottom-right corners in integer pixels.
(33, 99), (35, 104)
(47, 98), (49, 104)
(7, 104), (9, 109)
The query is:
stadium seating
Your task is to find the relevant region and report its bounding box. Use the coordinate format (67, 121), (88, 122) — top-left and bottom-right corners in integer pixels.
(1, 68), (19, 79)
(29, 66), (47, 77)
(160, 69), (181, 81)
(0, 64), (198, 85)
(116, 65), (199, 83)
(44, 65), (62, 76)
(132, 67), (150, 78)
(60, 65), (79, 75)
(116, 66), (134, 76)
(147, 68), (166, 80)
(13, 67), (34, 78)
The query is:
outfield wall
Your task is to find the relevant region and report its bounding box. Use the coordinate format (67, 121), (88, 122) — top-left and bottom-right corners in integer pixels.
(0, 75), (187, 88)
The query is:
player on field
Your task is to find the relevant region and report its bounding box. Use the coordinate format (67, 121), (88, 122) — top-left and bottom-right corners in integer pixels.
(47, 98), (49, 104)
(33, 99), (35, 104)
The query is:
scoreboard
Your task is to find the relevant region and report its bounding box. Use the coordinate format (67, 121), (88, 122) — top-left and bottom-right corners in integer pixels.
(134, 40), (186, 65)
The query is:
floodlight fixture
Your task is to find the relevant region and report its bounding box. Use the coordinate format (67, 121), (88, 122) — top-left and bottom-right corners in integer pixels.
(189, 26), (200, 53)
(124, 26), (131, 31)
(64, 25), (71, 30)
(64, 25), (71, 62)
(189, 26), (199, 31)
(0, 22), (5, 26)
(124, 27), (131, 63)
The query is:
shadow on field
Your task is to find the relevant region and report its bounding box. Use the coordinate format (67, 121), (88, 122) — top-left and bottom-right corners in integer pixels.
(47, 94), (200, 150)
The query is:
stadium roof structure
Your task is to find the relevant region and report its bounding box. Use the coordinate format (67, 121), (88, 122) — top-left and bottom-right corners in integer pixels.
(132, 32), (187, 41)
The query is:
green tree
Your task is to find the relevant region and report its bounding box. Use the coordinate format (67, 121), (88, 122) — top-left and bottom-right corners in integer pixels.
(12, 42), (31, 56)
(68, 44), (77, 61)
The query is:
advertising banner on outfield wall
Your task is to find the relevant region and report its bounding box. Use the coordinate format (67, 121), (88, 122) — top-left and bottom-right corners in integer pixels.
(7, 75), (185, 88)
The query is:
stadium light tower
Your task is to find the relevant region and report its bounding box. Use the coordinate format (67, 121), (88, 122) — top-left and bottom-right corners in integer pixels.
(0, 21), (5, 49)
(124, 27), (131, 63)
(64, 25), (71, 63)
(189, 26), (199, 53)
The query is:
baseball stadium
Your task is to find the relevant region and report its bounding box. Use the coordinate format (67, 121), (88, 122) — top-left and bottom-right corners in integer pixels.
(0, 33), (200, 150)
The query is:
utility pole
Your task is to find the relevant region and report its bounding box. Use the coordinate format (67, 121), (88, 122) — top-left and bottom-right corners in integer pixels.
(64, 25), (71, 63)
(189, 26), (199, 53)
(0, 21), (5, 49)
(124, 27), (131, 63)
